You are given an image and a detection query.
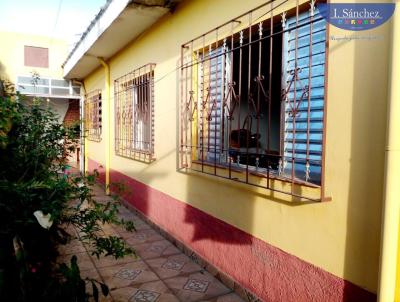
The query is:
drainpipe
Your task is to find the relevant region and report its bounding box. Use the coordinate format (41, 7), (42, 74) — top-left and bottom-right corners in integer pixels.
(72, 79), (86, 175)
(98, 58), (111, 195)
(377, 2), (400, 301)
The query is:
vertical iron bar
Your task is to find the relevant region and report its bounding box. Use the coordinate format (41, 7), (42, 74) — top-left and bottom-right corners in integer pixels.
(221, 38), (226, 166)
(256, 22), (262, 159)
(201, 35), (206, 173)
(246, 12), (252, 184)
(238, 30), (243, 153)
(185, 46), (189, 167)
(180, 45), (184, 167)
(214, 29), (219, 175)
(268, 4), (274, 188)
(207, 44), (212, 160)
(321, 12), (330, 201)
(306, 7), (314, 181)
(115, 82), (118, 154)
(229, 23), (235, 180)
(190, 41), (194, 167)
(291, 0), (300, 194)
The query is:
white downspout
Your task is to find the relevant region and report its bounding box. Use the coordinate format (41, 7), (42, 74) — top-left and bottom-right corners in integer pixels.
(72, 79), (86, 175)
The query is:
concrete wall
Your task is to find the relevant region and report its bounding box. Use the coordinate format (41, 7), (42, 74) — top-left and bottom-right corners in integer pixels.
(0, 31), (68, 82)
(83, 0), (391, 299)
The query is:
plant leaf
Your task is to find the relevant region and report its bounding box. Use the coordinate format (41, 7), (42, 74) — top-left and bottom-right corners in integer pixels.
(92, 281), (99, 302)
(100, 282), (109, 296)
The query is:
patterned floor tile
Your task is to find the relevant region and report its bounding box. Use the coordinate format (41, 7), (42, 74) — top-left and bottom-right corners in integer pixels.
(146, 253), (203, 279)
(183, 279), (210, 293)
(98, 261), (159, 290)
(134, 240), (181, 260)
(109, 280), (180, 302)
(130, 289), (160, 302)
(163, 271), (231, 302)
(60, 184), (246, 302)
(115, 268), (143, 280)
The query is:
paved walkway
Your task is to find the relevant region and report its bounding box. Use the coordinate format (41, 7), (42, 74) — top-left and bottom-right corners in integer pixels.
(58, 184), (245, 302)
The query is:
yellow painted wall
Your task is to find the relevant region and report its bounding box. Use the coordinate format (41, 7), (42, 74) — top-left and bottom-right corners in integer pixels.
(83, 0), (392, 293)
(0, 31), (68, 82)
(396, 222), (400, 301)
(83, 67), (106, 170)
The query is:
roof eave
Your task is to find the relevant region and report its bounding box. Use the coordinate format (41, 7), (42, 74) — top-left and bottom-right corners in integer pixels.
(63, 0), (177, 80)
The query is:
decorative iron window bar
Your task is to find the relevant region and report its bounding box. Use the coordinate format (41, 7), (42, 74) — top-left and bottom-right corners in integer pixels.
(179, 0), (329, 201)
(85, 89), (102, 142)
(114, 63), (156, 162)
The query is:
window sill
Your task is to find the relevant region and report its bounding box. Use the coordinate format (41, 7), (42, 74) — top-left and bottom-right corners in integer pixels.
(186, 160), (326, 202)
(115, 149), (155, 163)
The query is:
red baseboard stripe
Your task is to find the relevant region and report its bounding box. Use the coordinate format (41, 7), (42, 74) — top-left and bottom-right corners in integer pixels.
(88, 158), (375, 302)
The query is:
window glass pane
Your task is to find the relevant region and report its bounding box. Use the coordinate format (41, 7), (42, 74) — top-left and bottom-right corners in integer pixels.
(51, 87), (70, 96)
(51, 79), (70, 87)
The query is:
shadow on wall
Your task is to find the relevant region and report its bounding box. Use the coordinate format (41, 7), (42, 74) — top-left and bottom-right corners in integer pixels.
(341, 27), (388, 302)
(106, 150), (173, 229)
(177, 47), (330, 300)
(180, 32), (386, 302)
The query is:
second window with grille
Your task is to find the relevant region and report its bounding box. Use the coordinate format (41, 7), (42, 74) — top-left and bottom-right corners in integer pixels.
(115, 63), (155, 161)
(85, 90), (102, 142)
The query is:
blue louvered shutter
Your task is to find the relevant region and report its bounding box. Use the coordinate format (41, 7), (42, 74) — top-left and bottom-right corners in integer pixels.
(282, 8), (326, 185)
(199, 47), (230, 162)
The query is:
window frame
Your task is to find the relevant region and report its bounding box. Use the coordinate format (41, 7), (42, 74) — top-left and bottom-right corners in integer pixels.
(84, 89), (102, 142)
(114, 63), (156, 162)
(179, 0), (330, 202)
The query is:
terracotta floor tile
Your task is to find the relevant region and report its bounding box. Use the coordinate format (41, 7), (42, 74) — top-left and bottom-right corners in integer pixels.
(198, 293), (246, 302)
(91, 253), (140, 269)
(114, 220), (152, 235)
(100, 223), (121, 236)
(79, 268), (106, 297)
(116, 208), (140, 220)
(58, 252), (95, 271)
(134, 240), (181, 260)
(58, 240), (86, 255)
(59, 185), (245, 302)
(146, 253), (203, 280)
(98, 261), (159, 290)
(124, 229), (165, 244)
(163, 271), (231, 302)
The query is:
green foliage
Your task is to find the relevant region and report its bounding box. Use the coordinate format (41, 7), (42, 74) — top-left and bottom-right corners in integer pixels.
(0, 91), (136, 301)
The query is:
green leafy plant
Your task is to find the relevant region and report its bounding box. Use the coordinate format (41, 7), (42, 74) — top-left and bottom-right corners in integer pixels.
(0, 83), (135, 301)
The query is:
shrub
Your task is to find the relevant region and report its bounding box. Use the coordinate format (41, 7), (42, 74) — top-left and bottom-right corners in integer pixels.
(0, 90), (135, 301)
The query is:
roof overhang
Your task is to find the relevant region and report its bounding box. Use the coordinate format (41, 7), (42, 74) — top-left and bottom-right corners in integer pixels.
(63, 0), (179, 80)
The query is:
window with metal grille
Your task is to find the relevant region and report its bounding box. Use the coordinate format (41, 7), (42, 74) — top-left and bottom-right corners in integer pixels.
(115, 63), (155, 162)
(180, 0), (328, 201)
(85, 90), (102, 142)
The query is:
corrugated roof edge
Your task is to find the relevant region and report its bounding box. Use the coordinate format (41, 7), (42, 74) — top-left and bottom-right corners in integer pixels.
(61, 0), (181, 70)
(61, 0), (113, 68)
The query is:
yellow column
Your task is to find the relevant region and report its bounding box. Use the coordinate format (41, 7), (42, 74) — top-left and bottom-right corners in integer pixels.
(378, 2), (400, 301)
(395, 222), (400, 301)
(84, 101), (89, 175)
(98, 58), (111, 195)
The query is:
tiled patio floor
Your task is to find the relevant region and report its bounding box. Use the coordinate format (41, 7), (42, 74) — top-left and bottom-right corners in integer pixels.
(59, 184), (245, 302)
